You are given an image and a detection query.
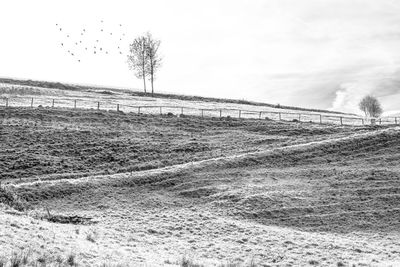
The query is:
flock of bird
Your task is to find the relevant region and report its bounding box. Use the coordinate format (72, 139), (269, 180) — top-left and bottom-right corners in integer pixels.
(56, 20), (127, 62)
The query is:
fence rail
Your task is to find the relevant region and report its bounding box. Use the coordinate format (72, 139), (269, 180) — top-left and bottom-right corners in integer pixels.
(0, 96), (397, 126)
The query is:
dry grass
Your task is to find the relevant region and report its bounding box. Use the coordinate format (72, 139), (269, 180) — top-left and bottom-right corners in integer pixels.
(0, 107), (374, 182)
(180, 256), (205, 267)
(85, 229), (98, 243)
(179, 256), (258, 267)
(0, 186), (29, 211)
(1, 108), (399, 266)
(0, 77), (355, 116)
(0, 248), (258, 267)
(0, 249), (78, 267)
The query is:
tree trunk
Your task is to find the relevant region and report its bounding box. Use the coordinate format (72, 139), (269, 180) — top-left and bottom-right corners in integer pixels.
(150, 61), (154, 97)
(142, 74), (147, 93)
(142, 55), (147, 93)
(151, 73), (154, 97)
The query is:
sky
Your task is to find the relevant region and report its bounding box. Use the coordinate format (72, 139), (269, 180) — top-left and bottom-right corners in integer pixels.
(1, 0), (400, 115)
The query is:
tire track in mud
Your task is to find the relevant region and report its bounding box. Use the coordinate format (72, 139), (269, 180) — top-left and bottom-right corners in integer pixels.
(5, 126), (400, 234)
(10, 126), (400, 190)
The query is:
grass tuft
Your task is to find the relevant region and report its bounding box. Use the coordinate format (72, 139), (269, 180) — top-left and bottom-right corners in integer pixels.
(66, 253), (77, 266)
(86, 231), (97, 243)
(0, 187), (30, 211)
(180, 256), (204, 267)
(10, 252), (22, 267)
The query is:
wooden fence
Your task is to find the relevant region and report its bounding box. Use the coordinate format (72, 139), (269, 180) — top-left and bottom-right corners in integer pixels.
(1, 96), (398, 126)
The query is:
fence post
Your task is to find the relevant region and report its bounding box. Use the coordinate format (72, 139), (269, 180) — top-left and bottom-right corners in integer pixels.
(219, 109), (222, 118)
(362, 118), (364, 125)
(31, 97), (33, 108)
(181, 107), (184, 115)
(5, 98), (8, 108)
(74, 100), (77, 109)
(379, 118), (381, 125)
(319, 114), (322, 124)
(238, 110), (241, 119)
(396, 117), (398, 125)
(201, 109), (204, 118)
(117, 104), (119, 112)
(279, 112), (281, 121)
(97, 102), (100, 110)
(160, 107), (162, 115)
(298, 114), (301, 122)
(259, 112), (262, 119)
(52, 99), (55, 108)
(340, 117), (343, 125)
(138, 107), (141, 114)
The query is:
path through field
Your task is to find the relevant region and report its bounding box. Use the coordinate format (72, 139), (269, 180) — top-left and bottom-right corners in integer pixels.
(2, 118), (400, 266)
(9, 125), (400, 188)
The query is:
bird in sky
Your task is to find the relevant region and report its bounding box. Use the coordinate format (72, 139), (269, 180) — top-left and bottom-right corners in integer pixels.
(56, 21), (127, 63)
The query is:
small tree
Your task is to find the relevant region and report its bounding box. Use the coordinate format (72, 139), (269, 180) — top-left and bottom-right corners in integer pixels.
(145, 32), (162, 97)
(127, 36), (149, 93)
(359, 95), (383, 118)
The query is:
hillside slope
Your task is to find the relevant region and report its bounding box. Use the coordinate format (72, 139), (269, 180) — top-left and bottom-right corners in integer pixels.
(1, 121), (399, 266)
(0, 77), (355, 116)
(0, 107), (370, 182)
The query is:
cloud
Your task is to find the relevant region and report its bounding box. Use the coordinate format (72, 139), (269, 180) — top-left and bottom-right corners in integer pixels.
(1, 0), (400, 114)
(329, 65), (400, 115)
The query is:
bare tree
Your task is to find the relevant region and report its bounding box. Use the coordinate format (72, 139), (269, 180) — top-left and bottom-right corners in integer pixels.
(359, 95), (383, 118)
(145, 32), (162, 97)
(127, 36), (149, 93)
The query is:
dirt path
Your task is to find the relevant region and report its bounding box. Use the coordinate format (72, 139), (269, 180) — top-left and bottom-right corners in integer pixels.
(9, 126), (399, 189)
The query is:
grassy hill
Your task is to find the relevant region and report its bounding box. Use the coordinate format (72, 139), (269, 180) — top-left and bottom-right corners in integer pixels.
(0, 107), (369, 182)
(1, 107), (399, 266)
(0, 77), (355, 116)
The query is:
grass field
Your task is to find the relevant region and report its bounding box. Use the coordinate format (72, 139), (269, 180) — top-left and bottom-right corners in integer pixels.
(0, 107), (370, 183)
(0, 77), (355, 116)
(0, 81), (367, 126)
(1, 106), (400, 266)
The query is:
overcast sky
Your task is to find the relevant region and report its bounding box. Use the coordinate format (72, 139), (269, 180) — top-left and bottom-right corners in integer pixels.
(1, 0), (400, 115)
